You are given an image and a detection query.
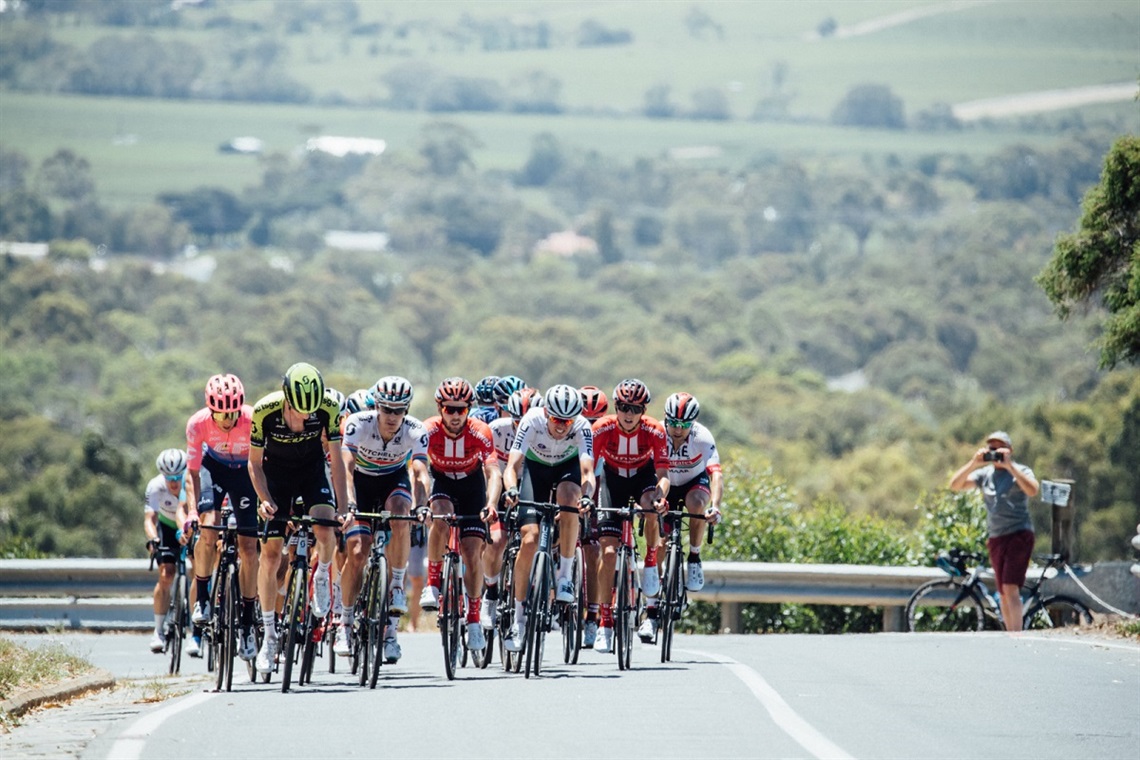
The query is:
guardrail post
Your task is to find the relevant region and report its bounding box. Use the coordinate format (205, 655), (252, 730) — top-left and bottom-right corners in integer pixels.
(720, 601), (743, 633)
(882, 605), (905, 632)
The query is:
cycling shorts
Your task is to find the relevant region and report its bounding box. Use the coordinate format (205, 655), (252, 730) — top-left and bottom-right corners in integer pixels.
(598, 463), (657, 539)
(155, 521), (180, 566)
(430, 468), (488, 541)
(262, 460), (334, 541)
(346, 470), (412, 540)
(517, 458), (580, 528)
(199, 457), (259, 537)
(662, 472), (711, 533)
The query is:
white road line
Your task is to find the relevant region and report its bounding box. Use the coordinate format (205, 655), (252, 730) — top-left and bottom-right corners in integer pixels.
(679, 649), (855, 760)
(105, 691), (216, 760)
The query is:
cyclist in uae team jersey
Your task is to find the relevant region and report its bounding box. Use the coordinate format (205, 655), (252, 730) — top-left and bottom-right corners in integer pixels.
(660, 392), (723, 601)
(591, 379), (671, 651)
(420, 377), (502, 654)
(578, 385), (609, 648)
(183, 373), (260, 661)
(249, 362), (348, 675)
(336, 376), (430, 664)
(145, 449), (190, 653)
(501, 385), (596, 652)
(480, 387), (542, 632)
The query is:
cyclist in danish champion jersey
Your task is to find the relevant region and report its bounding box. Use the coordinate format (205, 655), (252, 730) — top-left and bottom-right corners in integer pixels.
(249, 362), (349, 675)
(337, 376), (430, 662)
(470, 375), (501, 425)
(578, 385), (609, 648)
(480, 387), (542, 632)
(420, 378), (502, 653)
(183, 373), (260, 660)
(145, 449), (190, 653)
(660, 392), (723, 619)
(501, 385), (596, 652)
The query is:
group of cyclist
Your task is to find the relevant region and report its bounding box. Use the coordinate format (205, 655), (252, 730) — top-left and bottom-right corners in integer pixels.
(145, 364), (724, 679)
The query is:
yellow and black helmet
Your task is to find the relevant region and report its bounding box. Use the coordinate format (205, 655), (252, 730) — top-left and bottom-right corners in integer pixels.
(282, 362), (325, 414)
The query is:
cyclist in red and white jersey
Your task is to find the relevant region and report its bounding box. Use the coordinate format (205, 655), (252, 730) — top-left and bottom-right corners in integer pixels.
(183, 373), (260, 661)
(501, 384), (596, 652)
(591, 379), (671, 650)
(480, 387), (542, 632)
(336, 376), (430, 663)
(420, 378), (503, 654)
(145, 449), (190, 653)
(661, 392), (723, 601)
(578, 385), (609, 649)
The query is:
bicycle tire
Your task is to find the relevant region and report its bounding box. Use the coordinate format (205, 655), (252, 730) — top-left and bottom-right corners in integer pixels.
(1023, 594), (1093, 630)
(357, 563), (377, 686)
(168, 570), (186, 676)
(441, 555), (462, 681)
(660, 543), (682, 663)
(905, 579), (985, 632)
(561, 548), (582, 665)
(524, 554), (549, 679)
(572, 546), (585, 665)
(299, 610), (317, 685)
(208, 562), (225, 684)
(368, 555), (389, 689)
(224, 570), (239, 692)
(247, 600), (263, 684)
(281, 565), (306, 693)
(497, 549), (518, 673)
(615, 550), (635, 671)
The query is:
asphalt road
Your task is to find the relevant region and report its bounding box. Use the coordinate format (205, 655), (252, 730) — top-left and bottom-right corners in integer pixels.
(4, 630), (1138, 760)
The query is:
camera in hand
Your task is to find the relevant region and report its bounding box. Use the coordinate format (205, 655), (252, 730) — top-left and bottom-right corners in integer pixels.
(983, 450), (1005, 462)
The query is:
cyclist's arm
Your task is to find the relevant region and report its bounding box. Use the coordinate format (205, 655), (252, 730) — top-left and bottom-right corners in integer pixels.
(410, 456), (431, 509)
(483, 455), (502, 515)
(248, 446), (276, 515)
(579, 456), (596, 502)
(708, 465), (724, 511)
(339, 445), (358, 511)
(185, 467), (201, 522)
(143, 510), (159, 543)
(652, 465), (669, 505)
(502, 449), (524, 495)
(325, 436), (349, 515)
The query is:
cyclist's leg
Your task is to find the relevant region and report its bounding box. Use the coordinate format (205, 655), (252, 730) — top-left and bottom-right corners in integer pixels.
(421, 493), (453, 608)
(406, 525), (426, 630)
(152, 522), (178, 649)
(192, 468), (221, 622)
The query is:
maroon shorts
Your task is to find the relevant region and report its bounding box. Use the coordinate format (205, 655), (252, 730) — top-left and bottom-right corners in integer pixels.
(987, 529), (1035, 588)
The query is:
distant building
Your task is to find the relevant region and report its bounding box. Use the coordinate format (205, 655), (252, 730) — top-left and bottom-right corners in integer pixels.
(533, 231), (598, 257)
(219, 137), (264, 155)
(305, 136), (386, 158)
(0, 242), (49, 259)
(324, 230), (389, 252)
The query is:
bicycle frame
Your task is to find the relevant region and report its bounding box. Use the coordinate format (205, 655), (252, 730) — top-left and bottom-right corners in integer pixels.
(515, 500), (578, 678)
(658, 507), (712, 663)
(596, 501), (650, 671)
(200, 508), (242, 691)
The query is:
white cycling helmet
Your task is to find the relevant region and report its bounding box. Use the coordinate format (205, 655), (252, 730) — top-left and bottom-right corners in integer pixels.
(156, 448), (187, 477)
(371, 376), (413, 409)
(543, 384), (583, 420)
(663, 392), (700, 422)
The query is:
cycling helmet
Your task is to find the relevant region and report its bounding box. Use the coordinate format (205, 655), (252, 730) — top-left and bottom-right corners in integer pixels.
(506, 387), (542, 419)
(371, 376), (413, 409)
(475, 375), (500, 405)
(156, 448), (187, 477)
(345, 388), (373, 415)
(205, 373), (244, 413)
(663, 392), (700, 422)
(579, 385), (609, 420)
(282, 362), (325, 414)
(543, 384), (583, 420)
(326, 388), (346, 419)
(435, 377), (475, 406)
(613, 378), (651, 407)
(492, 375), (526, 406)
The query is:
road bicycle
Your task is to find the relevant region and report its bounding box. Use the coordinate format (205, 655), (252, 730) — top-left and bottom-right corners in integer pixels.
(595, 501), (652, 670)
(560, 515), (587, 667)
(432, 512), (491, 680)
(496, 505), (523, 674)
(150, 530), (195, 676)
(657, 506), (713, 663)
(515, 500), (582, 678)
(906, 549), (1093, 632)
(275, 514), (341, 692)
(199, 507), (245, 691)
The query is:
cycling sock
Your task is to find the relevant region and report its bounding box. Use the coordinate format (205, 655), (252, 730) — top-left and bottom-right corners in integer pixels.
(644, 547), (658, 567)
(559, 555), (575, 581)
(467, 595), (481, 623)
(484, 579), (499, 600)
(599, 605), (613, 626)
(645, 596), (658, 609)
(689, 544), (701, 556)
(388, 615), (400, 635)
(154, 614), (164, 636)
(514, 600), (525, 627)
(196, 576), (210, 604)
(427, 561), (442, 588)
(192, 624), (202, 637)
(262, 610), (276, 637)
(587, 603), (599, 621)
(241, 597), (255, 626)
(688, 552), (701, 564)
(316, 560), (331, 576)
(342, 607), (354, 626)
(646, 606), (659, 620)
(391, 566), (406, 589)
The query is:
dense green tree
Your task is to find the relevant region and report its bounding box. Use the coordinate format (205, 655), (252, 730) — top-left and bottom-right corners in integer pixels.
(0, 190), (53, 240)
(831, 84), (905, 129)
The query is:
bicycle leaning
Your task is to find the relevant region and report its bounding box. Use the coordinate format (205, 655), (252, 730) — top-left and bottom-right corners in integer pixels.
(905, 548), (1093, 632)
(655, 506), (713, 663)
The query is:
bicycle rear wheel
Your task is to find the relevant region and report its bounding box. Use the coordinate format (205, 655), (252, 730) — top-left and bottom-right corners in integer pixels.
(615, 550), (635, 671)
(524, 554), (549, 679)
(906, 579), (985, 632)
(1023, 594), (1093, 630)
(368, 556), (389, 689)
(441, 555), (462, 681)
(660, 544), (682, 663)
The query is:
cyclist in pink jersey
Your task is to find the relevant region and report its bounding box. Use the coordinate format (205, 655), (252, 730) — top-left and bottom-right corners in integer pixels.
(184, 373), (260, 661)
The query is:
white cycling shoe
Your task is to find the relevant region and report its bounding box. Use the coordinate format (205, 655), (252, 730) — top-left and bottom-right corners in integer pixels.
(583, 620), (598, 649)
(255, 636), (277, 675)
(149, 633), (165, 653)
(312, 570), (332, 618)
(384, 634), (402, 664)
(595, 625), (613, 653)
(419, 585), (440, 612)
(686, 560), (705, 592)
(637, 617), (658, 643)
(641, 566), (661, 597)
(555, 577), (575, 604)
(389, 586), (408, 615)
(504, 621), (524, 652)
(466, 622), (486, 652)
(333, 624), (352, 657)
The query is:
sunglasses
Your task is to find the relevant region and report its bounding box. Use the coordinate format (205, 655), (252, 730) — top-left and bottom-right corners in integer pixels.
(666, 420), (693, 429)
(550, 416), (575, 425)
(212, 411), (239, 423)
(615, 403), (645, 414)
(378, 406), (406, 416)
(442, 406), (469, 416)
(164, 474), (183, 482)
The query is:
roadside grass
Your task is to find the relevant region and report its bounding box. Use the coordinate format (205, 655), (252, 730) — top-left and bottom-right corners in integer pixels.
(1116, 618), (1140, 640)
(0, 637), (94, 703)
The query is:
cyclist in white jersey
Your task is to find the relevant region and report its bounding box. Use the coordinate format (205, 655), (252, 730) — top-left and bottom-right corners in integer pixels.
(660, 392), (723, 599)
(501, 385), (596, 652)
(337, 376), (429, 663)
(145, 449), (190, 653)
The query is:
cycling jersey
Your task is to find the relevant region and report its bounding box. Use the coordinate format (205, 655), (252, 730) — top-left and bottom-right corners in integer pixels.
(489, 417), (516, 469)
(185, 406), (253, 469)
(422, 416), (497, 479)
(342, 411), (428, 477)
(470, 405), (499, 425)
(510, 407), (593, 466)
(591, 414), (667, 478)
(144, 475), (184, 527)
(249, 390), (341, 466)
(664, 421), (721, 485)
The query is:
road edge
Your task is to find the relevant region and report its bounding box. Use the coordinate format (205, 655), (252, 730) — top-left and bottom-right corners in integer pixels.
(0, 668), (116, 718)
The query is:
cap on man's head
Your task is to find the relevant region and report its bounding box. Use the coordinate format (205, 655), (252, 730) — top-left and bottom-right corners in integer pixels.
(985, 430), (1013, 449)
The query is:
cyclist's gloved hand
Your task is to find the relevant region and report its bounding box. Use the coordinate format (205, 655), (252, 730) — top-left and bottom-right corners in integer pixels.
(480, 505), (498, 523)
(705, 506), (722, 526)
(414, 504), (431, 523)
(182, 518), (198, 535)
(504, 487), (520, 506)
(146, 538), (158, 555)
(578, 496), (594, 512)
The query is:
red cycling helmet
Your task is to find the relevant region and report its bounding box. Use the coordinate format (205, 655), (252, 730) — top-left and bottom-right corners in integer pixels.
(507, 387), (543, 419)
(435, 377), (475, 406)
(205, 374), (244, 413)
(579, 385), (609, 420)
(612, 378), (651, 407)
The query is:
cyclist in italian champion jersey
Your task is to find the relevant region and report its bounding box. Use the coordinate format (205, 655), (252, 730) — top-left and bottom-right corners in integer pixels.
(470, 375), (501, 425)
(145, 449), (190, 653)
(183, 373), (260, 661)
(501, 384), (596, 652)
(661, 392), (723, 599)
(480, 387), (542, 631)
(578, 385), (609, 649)
(592, 379), (671, 650)
(336, 376), (430, 663)
(420, 377), (502, 654)
(249, 362), (349, 675)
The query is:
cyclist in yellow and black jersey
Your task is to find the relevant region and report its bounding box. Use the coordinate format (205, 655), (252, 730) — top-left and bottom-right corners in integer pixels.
(249, 362), (349, 675)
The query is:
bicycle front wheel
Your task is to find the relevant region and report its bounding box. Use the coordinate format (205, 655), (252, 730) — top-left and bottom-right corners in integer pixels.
(1023, 594), (1093, 630)
(497, 550), (518, 674)
(660, 544), (683, 662)
(615, 550), (635, 671)
(222, 570), (239, 692)
(524, 554), (549, 679)
(168, 571), (187, 675)
(441, 555), (462, 681)
(906, 579), (985, 632)
(368, 555), (389, 689)
(281, 566), (307, 693)
(561, 547), (583, 665)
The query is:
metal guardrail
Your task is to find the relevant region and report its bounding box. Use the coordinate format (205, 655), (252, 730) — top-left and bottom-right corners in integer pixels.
(0, 558), (1135, 632)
